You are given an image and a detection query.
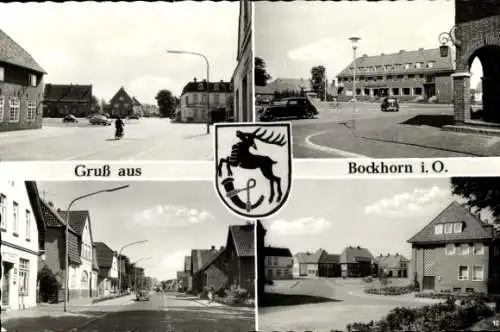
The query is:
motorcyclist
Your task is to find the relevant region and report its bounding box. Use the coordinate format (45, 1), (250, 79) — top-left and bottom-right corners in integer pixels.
(115, 116), (124, 138)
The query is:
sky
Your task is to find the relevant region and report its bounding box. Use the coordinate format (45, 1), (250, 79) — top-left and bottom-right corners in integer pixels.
(38, 181), (248, 281)
(262, 178), (495, 260)
(0, 2), (239, 104)
(255, 1), (482, 90)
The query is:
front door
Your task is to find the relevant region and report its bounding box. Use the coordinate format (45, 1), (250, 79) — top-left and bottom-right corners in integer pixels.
(2, 262), (13, 306)
(422, 276), (435, 290)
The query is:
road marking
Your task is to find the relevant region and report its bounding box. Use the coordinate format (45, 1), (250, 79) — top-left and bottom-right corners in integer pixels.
(127, 140), (172, 160)
(67, 313), (108, 331)
(305, 130), (368, 158)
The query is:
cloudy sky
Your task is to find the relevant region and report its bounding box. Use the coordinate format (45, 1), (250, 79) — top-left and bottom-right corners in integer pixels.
(255, 1), (482, 89)
(38, 181), (246, 280)
(262, 178), (494, 260)
(0, 2), (238, 104)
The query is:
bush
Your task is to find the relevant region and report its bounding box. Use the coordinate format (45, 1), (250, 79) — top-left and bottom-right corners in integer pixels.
(37, 266), (62, 303)
(224, 285), (249, 304)
(415, 291), (499, 303)
(365, 285), (415, 296)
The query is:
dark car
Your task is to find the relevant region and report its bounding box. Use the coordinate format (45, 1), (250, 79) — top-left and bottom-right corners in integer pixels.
(89, 114), (112, 125)
(259, 97), (318, 121)
(63, 114), (78, 123)
(381, 97), (399, 112)
(136, 290), (150, 301)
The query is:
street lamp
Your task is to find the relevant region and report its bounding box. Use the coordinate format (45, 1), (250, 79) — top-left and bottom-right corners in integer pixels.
(133, 257), (152, 292)
(438, 26), (461, 58)
(117, 240), (148, 295)
(166, 50), (210, 134)
(64, 184), (129, 312)
(349, 37), (361, 130)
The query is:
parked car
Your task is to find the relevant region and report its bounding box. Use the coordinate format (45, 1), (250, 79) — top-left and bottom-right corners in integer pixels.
(63, 114), (78, 123)
(259, 97), (318, 121)
(136, 290), (150, 301)
(381, 97), (400, 112)
(128, 113), (140, 120)
(89, 114), (112, 126)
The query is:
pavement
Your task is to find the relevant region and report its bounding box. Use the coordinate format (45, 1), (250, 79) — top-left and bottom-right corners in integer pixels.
(0, 118), (214, 161)
(3, 292), (255, 332)
(291, 102), (500, 158)
(259, 278), (443, 332)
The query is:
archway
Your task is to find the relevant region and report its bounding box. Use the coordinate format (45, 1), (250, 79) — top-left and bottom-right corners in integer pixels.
(467, 45), (500, 123)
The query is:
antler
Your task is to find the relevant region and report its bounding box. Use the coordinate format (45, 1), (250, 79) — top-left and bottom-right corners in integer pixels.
(252, 128), (287, 146)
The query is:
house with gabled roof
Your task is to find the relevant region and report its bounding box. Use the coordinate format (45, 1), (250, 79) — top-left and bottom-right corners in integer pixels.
(131, 97), (143, 117)
(375, 253), (409, 278)
(38, 203), (99, 301)
(340, 246), (375, 277)
(225, 223), (255, 294)
(190, 246), (225, 295)
(336, 48), (454, 103)
(43, 84), (93, 118)
(107, 87), (134, 118)
(264, 247), (293, 280)
(194, 246), (227, 293)
(293, 249), (324, 277)
(408, 201), (500, 294)
(318, 251), (341, 278)
(0, 29), (46, 132)
(94, 242), (119, 296)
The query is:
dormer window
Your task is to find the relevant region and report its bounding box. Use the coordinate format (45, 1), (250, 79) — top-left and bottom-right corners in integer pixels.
(434, 224), (443, 234)
(415, 62), (424, 69)
(0, 67), (4, 81)
(453, 222), (463, 233)
(404, 63), (412, 70)
(444, 223), (453, 234)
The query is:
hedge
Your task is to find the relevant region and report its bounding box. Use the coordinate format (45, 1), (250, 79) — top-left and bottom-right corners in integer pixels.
(415, 291), (500, 303)
(365, 285), (415, 296)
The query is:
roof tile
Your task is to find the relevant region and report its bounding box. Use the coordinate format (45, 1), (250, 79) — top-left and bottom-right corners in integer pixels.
(0, 29), (46, 74)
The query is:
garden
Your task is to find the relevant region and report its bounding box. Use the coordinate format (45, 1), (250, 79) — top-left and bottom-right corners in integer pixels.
(199, 284), (253, 307)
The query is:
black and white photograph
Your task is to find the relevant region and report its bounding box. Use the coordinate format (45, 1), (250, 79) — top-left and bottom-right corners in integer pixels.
(0, 181), (255, 331)
(257, 177), (500, 332)
(0, 0), (253, 161)
(255, 1), (500, 158)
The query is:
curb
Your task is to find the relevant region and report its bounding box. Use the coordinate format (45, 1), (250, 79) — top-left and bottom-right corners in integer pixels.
(67, 313), (108, 331)
(305, 129), (368, 158)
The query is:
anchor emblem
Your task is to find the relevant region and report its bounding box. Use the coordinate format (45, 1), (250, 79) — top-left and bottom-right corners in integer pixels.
(214, 123), (293, 219)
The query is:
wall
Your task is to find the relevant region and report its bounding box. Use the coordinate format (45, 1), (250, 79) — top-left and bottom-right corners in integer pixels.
(0, 180), (39, 310)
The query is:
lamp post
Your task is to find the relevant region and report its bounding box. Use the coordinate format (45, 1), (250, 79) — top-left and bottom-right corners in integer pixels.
(117, 240), (148, 296)
(349, 37), (360, 130)
(166, 50), (210, 134)
(438, 26), (461, 58)
(133, 257), (152, 292)
(64, 184), (129, 312)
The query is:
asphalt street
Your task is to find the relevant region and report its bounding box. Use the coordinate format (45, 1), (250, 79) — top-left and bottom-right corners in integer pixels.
(290, 102), (473, 158)
(3, 292), (255, 332)
(0, 118), (214, 161)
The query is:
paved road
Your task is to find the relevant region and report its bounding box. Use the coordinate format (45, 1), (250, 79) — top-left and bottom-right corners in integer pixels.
(0, 118), (214, 161)
(259, 278), (441, 332)
(291, 102), (470, 158)
(4, 292), (255, 332)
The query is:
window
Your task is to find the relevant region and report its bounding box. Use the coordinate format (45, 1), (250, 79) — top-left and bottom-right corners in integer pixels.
(453, 223), (463, 233)
(408, 74), (415, 79)
(213, 83), (219, 91)
(13, 201), (19, 234)
(0, 97), (4, 122)
(273, 257), (279, 265)
(444, 223), (453, 234)
(19, 259), (29, 296)
(0, 66), (4, 81)
(26, 101), (36, 121)
(113, 103), (119, 108)
(385, 65), (392, 71)
(9, 97), (20, 123)
(435, 224), (444, 234)
(404, 63), (412, 70)
(124, 103), (129, 108)
(427, 61), (435, 68)
(403, 88), (411, 96)
(81, 271), (89, 285)
(445, 244), (456, 255)
(415, 62), (424, 69)
(495, 246), (500, 257)
(119, 97), (124, 101)
(0, 194), (6, 229)
(392, 88), (400, 96)
(25, 210), (31, 240)
(473, 243), (484, 255)
(458, 266), (469, 280)
(414, 88), (423, 95)
(460, 244), (470, 255)
(473, 266), (484, 281)
(29, 74), (37, 87)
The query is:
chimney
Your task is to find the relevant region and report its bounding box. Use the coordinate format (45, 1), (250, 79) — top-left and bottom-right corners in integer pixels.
(193, 77), (197, 83)
(48, 201), (54, 208)
(396, 253), (399, 256)
(211, 245), (215, 250)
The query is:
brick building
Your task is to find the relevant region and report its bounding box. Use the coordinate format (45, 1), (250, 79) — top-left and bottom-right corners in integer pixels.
(190, 246), (225, 295)
(408, 201), (500, 293)
(43, 84), (93, 118)
(450, 0), (500, 125)
(225, 223), (255, 295)
(340, 246), (375, 278)
(0, 29), (46, 132)
(337, 48), (455, 103)
(107, 87), (134, 118)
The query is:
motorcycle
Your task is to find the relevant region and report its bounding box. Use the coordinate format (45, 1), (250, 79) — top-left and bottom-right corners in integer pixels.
(115, 127), (124, 140)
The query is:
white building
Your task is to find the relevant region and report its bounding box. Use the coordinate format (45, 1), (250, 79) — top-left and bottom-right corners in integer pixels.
(232, 0), (253, 122)
(95, 242), (119, 296)
(264, 247), (293, 280)
(1, 181), (45, 311)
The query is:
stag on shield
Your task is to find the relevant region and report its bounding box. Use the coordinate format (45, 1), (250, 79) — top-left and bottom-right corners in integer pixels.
(218, 128), (286, 203)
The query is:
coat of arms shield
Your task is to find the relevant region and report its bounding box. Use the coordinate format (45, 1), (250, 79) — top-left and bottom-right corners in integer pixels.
(214, 123), (292, 219)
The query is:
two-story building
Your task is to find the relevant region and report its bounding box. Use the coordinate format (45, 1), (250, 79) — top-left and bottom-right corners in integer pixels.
(0, 29), (46, 132)
(231, 0), (253, 122)
(178, 79), (232, 123)
(225, 222), (255, 295)
(408, 201), (500, 294)
(94, 242), (119, 296)
(264, 247), (293, 280)
(340, 246), (375, 278)
(43, 84), (93, 118)
(107, 87), (135, 118)
(293, 249), (324, 277)
(1, 181), (45, 311)
(375, 253), (409, 278)
(336, 48), (455, 103)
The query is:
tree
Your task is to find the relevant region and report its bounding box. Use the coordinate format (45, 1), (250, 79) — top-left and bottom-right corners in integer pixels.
(310, 65), (326, 101)
(255, 57), (272, 86)
(91, 95), (100, 113)
(155, 89), (177, 118)
(451, 177), (500, 219)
